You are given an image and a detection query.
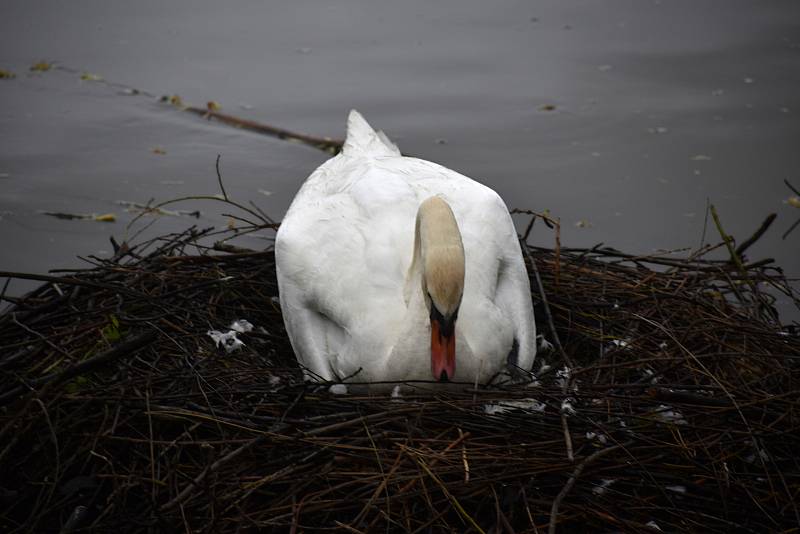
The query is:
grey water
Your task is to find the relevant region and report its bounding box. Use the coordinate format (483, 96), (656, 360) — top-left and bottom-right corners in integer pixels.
(1, 0), (799, 321)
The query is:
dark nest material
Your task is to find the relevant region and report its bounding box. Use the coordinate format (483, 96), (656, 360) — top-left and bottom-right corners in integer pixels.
(1, 219), (799, 534)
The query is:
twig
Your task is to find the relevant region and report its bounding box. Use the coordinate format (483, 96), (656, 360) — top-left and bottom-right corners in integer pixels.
(735, 213), (776, 258)
(0, 330), (158, 405)
(215, 154), (228, 201)
(160, 434), (269, 511)
(783, 216), (800, 240)
(0, 271), (145, 298)
(548, 442), (629, 534)
(709, 204), (763, 314)
(520, 241), (574, 369)
(414, 453), (486, 534)
(560, 413), (574, 463)
(184, 106), (343, 153)
(709, 204), (747, 275)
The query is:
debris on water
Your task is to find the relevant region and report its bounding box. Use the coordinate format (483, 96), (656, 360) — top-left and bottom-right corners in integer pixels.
(691, 154), (712, 161)
(597, 64), (612, 72)
(40, 211), (116, 222)
(646, 520), (663, 531)
(116, 201), (200, 218)
(207, 101), (221, 112)
(258, 189), (273, 197)
(80, 72), (102, 81)
(121, 88), (141, 96)
(786, 196), (800, 208)
(538, 104), (557, 112)
(239, 103), (254, 110)
(229, 320), (254, 333)
(484, 398), (546, 415)
(0, 172), (10, 178)
(160, 94), (184, 107)
(391, 385), (403, 399)
(29, 60), (52, 72)
(152, 147), (167, 155)
(666, 485), (687, 494)
(296, 47), (313, 54)
(711, 88), (725, 96)
(647, 126), (669, 134)
(744, 77), (755, 84)
(329, 384), (348, 395)
(574, 219), (593, 228)
(207, 329), (245, 353)
(0, 69), (16, 79)
(434, 138), (448, 145)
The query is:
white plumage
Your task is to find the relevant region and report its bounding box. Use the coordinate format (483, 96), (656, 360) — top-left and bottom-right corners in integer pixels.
(275, 110), (536, 385)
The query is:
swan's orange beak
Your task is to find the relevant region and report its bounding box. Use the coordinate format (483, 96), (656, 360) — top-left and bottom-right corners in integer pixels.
(431, 317), (456, 381)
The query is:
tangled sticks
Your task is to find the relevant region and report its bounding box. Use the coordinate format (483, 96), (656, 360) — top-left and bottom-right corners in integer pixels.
(0, 222), (799, 533)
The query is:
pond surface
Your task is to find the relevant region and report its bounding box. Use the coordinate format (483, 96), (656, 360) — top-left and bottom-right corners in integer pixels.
(1, 0), (799, 320)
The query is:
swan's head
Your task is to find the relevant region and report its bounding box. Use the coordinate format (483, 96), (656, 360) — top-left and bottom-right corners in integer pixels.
(417, 197), (465, 382)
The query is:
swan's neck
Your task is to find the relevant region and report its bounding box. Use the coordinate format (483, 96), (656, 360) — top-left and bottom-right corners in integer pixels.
(404, 196), (465, 315)
(389, 197), (465, 381)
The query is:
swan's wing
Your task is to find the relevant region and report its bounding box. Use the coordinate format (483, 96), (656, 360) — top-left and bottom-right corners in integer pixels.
(276, 158), (417, 380)
(490, 206), (537, 373)
(276, 192), (361, 380)
(448, 184), (537, 374)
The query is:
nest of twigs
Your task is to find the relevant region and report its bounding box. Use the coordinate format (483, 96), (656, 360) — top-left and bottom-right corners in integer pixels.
(1, 218), (799, 533)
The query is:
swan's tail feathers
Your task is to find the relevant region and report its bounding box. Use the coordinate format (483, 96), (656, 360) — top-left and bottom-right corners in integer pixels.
(343, 109), (402, 157)
(376, 129), (401, 155)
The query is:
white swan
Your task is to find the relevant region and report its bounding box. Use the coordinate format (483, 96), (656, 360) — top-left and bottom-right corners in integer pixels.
(275, 110), (536, 386)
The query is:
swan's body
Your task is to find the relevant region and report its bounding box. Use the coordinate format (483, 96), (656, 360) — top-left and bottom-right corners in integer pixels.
(275, 110), (536, 385)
